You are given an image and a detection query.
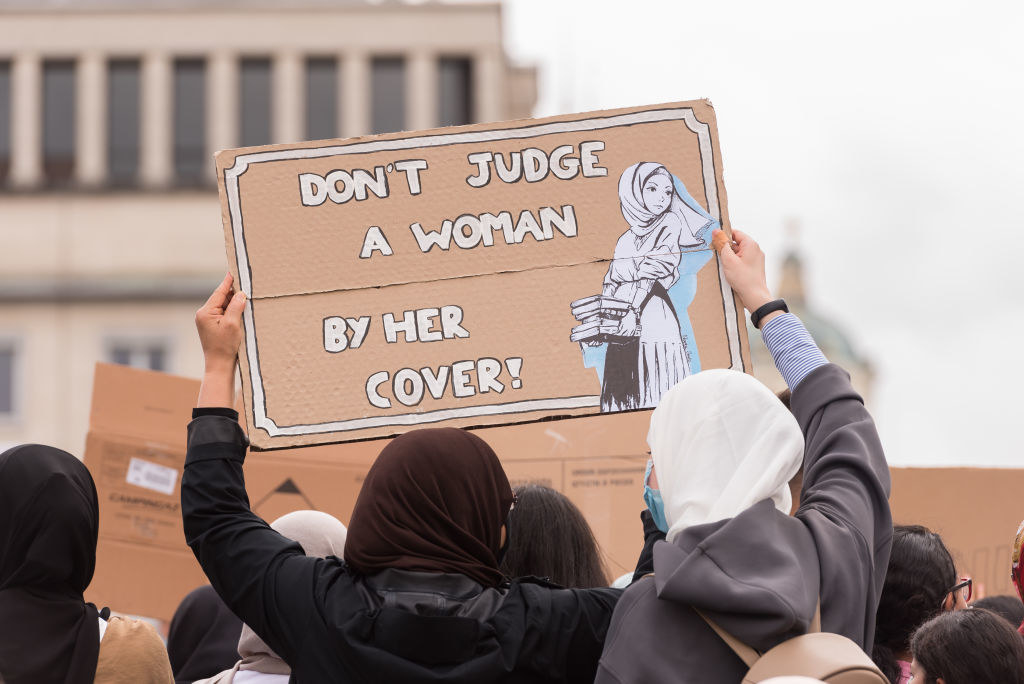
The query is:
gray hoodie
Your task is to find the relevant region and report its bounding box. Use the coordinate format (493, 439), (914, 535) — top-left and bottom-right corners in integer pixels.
(596, 364), (892, 683)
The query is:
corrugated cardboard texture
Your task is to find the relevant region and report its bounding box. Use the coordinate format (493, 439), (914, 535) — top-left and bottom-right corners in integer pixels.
(216, 100), (750, 448)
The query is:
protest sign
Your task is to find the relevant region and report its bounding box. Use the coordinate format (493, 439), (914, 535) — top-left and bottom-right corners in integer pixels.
(216, 100), (750, 448)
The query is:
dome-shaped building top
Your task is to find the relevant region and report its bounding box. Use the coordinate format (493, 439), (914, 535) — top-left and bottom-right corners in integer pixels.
(748, 245), (875, 403)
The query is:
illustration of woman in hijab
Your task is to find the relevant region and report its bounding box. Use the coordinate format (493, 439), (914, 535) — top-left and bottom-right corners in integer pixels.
(597, 162), (714, 411)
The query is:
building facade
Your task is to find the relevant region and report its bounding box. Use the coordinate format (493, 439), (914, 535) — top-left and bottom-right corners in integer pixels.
(0, 0), (536, 453)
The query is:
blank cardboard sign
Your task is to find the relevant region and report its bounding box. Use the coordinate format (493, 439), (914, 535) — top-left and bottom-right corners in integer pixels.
(216, 100), (750, 448)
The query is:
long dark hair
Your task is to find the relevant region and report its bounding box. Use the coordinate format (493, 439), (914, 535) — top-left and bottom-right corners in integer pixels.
(911, 608), (1024, 684)
(500, 484), (608, 588)
(872, 525), (957, 683)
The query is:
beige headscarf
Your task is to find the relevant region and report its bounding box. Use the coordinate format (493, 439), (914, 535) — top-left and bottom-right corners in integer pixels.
(194, 510), (348, 682)
(648, 369), (804, 543)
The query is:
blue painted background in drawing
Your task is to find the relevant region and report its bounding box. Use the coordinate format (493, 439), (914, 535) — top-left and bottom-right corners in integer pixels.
(581, 174), (719, 387)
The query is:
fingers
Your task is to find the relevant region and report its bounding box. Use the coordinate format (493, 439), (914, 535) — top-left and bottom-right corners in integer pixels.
(204, 273), (235, 310)
(224, 290), (247, 322)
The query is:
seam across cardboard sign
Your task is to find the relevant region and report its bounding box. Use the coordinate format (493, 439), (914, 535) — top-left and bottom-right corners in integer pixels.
(221, 105), (744, 444)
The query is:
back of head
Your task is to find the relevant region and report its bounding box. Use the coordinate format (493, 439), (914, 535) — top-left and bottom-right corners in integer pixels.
(648, 369), (804, 541)
(167, 585), (243, 682)
(344, 427), (514, 588)
(234, 510), (350, 673)
(911, 608), (1024, 684)
(0, 444), (98, 594)
(872, 525), (957, 681)
(971, 595), (1024, 629)
(0, 444), (102, 684)
(500, 484), (608, 588)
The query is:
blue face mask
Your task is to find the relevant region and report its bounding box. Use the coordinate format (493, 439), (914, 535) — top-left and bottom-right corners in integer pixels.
(643, 459), (669, 533)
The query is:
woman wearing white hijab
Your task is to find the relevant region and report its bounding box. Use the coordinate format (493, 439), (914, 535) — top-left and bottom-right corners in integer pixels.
(596, 230), (893, 684)
(194, 511), (348, 684)
(600, 162), (714, 412)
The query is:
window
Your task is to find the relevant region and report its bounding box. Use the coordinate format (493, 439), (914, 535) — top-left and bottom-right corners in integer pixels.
(108, 340), (169, 372)
(107, 59), (140, 186)
(240, 57), (272, 147)
(0, 61), (10, 185)
(0, 342), (15, 417)
(173, 58), (206, 185)
(305, 57), (337, 140)
(43, 59), (76, 185)
(438, 57), (473, 127)
(371, 57), (405, 134)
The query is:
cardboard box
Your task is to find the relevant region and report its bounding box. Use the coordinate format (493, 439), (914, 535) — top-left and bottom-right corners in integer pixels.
(216, 100), (750, 448)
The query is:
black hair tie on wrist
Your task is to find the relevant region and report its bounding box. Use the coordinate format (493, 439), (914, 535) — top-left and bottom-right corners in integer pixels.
(750, 299), (789, 329)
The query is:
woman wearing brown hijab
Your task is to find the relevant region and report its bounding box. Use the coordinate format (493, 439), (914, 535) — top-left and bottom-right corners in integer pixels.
(182, 276), (620, 683)
(0, 444), (173, 684)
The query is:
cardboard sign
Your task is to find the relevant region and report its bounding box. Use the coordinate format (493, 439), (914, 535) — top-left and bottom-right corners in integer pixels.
(216, 100), (750, 448)
(889, 468), (1024, 599)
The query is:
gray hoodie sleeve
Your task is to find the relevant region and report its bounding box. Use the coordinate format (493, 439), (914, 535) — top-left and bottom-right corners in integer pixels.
(791, 363), (892, 648)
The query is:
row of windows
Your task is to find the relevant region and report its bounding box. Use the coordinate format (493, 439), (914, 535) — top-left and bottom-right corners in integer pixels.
(0, 55), (474, 188)
(0, 338), (169, 419)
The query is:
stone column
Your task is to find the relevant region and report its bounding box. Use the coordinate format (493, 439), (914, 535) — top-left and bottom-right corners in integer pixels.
(140, 52), (173, 188)
(474, 50), (504, 124)
(10, 53), (42, 188)
(273, 51), (303, 143)
(408, 50), (437, 131)
(207, 50), (237, 182)
(76, 51), (106, 187)
(341, 51), (370, 138)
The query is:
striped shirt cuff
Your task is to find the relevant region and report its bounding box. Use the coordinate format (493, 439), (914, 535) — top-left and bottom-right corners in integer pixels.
(760, 313), (828, 390)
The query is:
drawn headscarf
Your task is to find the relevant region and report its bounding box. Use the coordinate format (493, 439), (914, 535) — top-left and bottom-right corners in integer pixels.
(647, 370), (804, 542)
(0, 444), (102, 684)
(618, 162), (714, 246)
(344, 428), (514, 588)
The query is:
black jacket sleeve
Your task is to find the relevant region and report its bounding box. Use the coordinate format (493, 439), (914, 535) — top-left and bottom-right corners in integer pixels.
(631, 510), (665, 582)
(180, 409), (320, 665)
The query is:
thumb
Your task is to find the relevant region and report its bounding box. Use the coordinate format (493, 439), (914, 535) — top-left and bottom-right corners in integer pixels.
(225, 290), (247, 321)
(715, 233), (740, 267)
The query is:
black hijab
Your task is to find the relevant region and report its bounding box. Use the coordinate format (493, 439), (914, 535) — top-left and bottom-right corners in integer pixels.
(344, 427), (514, 588)
(0, 444), (101, 684)
(166, 584), (243, 683)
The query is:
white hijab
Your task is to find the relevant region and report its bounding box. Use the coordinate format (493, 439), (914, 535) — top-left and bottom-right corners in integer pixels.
(234, 511), (348, 674)
(648, 369), (804, 543)
(618, 162), (712, 245)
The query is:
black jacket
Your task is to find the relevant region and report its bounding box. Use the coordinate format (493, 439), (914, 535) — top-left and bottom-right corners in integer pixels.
(181, 409), (621, 683)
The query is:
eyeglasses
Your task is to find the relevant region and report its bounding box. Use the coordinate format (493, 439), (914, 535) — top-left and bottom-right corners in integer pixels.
(947, 577), (973, 605)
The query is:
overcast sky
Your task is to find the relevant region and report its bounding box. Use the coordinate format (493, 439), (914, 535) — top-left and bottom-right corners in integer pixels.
(489, 0), (1024, 467)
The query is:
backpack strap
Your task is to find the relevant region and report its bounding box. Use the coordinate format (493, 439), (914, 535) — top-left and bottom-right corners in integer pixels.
(695, 600), (823, 669)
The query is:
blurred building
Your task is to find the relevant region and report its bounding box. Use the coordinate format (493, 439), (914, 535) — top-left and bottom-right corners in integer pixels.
(748, 244), (875, 403)
(0, 0), (536, 453)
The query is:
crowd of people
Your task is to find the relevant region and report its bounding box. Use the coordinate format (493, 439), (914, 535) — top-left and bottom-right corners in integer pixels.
(3, 230), (1024, 683)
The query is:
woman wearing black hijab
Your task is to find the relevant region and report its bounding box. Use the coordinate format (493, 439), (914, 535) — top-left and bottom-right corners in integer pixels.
(0, 444), (173, 683)
(167, 585), (243, 684)
(181, 276), (621, 683)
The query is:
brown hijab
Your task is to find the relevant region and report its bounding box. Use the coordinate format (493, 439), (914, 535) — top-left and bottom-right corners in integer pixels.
(0, 444), (101, 684)
(344, 428), (514, 588)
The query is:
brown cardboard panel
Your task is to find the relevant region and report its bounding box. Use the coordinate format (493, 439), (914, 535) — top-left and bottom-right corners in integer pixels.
(889, 467), (1024, 599)
(217, 100), (748, 448)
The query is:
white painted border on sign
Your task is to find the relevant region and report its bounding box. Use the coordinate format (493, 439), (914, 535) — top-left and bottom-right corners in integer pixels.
(224, 107), (742, 437)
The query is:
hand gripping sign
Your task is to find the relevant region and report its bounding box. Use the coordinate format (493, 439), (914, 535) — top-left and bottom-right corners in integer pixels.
(216, 100), (750, 448)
